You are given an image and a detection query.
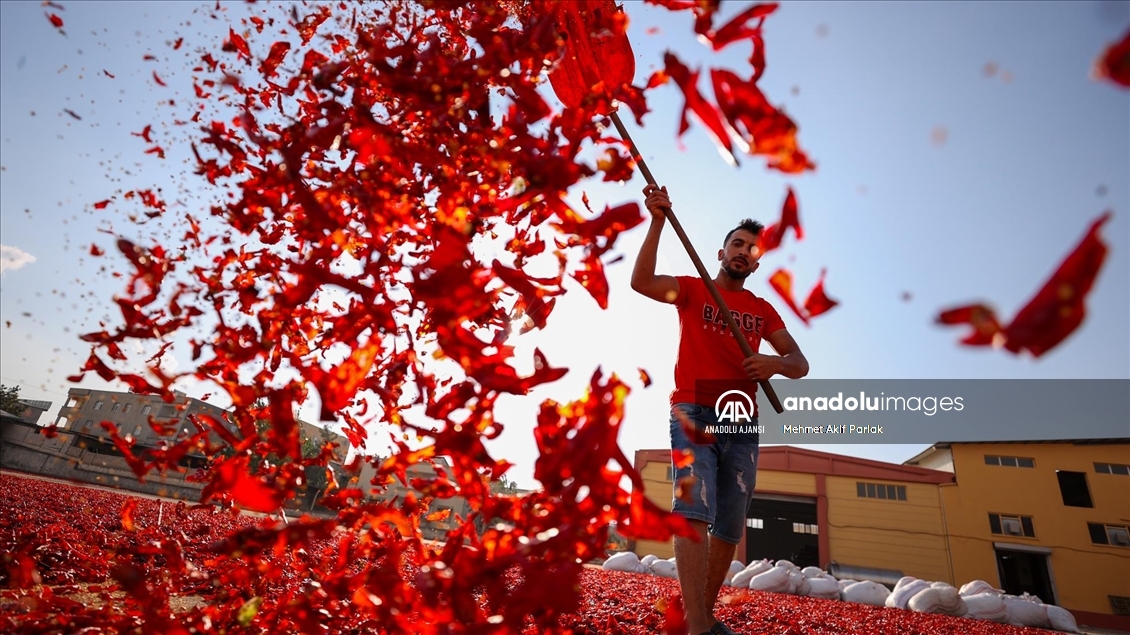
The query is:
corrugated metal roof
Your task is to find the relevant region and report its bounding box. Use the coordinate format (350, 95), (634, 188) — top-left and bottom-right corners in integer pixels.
(18, 399), (53, 411)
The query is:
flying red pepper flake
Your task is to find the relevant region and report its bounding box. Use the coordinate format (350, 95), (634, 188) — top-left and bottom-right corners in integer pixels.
(768, 268), (837, 325)
(1093, 26), (1130, 88)
(46, 13), (63, 30)
(638, 367), (652, 387)
(937, 211), (1112, 356)
(758, 186), (802, 256)
(803, 268), (838, 320)
(259, 41), (291, 78)
(120, 499), (138, 532)
(58, 1), (824, 629)
(224, 27), (251, 59)
(132, 124), (153, 143)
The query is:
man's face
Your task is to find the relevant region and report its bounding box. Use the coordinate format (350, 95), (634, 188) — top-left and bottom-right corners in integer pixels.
(718, 229), (760, 280)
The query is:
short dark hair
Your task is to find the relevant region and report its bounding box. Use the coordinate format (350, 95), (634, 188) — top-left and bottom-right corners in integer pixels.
(724, 218), (764, 246)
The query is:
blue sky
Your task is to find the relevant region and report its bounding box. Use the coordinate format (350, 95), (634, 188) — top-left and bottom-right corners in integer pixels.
(1, 1), (1127, 489)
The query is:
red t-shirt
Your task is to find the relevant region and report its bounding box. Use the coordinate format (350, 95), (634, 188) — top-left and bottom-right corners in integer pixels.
(670, 275), (786, 414)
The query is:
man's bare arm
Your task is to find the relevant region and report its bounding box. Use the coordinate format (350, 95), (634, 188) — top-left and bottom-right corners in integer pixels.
(631, 185), (680, 304)
(743, 329), (810, 380)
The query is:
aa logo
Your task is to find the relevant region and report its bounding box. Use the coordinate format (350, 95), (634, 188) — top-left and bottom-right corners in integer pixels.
(715, 389), (754, 423)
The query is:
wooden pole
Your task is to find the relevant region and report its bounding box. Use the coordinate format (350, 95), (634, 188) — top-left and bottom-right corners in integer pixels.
(609, 111), (784, 414)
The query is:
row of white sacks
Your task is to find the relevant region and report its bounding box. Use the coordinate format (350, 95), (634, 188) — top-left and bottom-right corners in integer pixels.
(602, 552), (1080, 633)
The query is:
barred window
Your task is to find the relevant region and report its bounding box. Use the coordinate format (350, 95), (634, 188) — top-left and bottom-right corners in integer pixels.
(984, 455), (1035, 468)
(857, 482), (907, 501)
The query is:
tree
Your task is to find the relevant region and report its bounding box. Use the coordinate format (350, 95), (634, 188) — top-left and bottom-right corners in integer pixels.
(489, 474), (521, 496)
(0, 384), (22, 416)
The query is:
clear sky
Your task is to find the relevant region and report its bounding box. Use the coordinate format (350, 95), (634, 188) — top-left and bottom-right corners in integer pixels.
(2, 1), (1128, 490)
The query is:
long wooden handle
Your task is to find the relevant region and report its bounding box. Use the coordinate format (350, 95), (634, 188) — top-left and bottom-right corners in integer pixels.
(609, 111), (784, 415)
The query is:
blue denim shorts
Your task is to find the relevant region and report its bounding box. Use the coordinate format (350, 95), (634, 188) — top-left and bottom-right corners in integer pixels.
(669, 403), (760, 544)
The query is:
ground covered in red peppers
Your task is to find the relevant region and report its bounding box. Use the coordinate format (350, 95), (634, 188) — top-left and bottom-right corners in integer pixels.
(1, 473), (1060, 634)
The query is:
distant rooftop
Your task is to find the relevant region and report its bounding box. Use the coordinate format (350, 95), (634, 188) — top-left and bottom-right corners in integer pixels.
(18, 399), (52, 411)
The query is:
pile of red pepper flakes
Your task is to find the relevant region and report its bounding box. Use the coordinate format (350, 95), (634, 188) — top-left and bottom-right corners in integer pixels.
(2, 475), (1065, 634)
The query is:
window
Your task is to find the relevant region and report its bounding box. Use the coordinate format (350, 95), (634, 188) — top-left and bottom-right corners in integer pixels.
(66, 397), (79, 408)
(93, 401), (104, 411)
(857, 482), (907, 501)
(1111, 596), (1130, 617)
(1095, 463), (1130, 476)
(989, 513), (1035, 538)
(746, 518), (764, 529)
(82, 419), (93, 431)
(132, 424), (143, 437)
(110, 403), (120, 413)
(984, 455), (1034, 468)
(792, 523), (818, 535)
(123, 403), (132, 414)
(1057, 471), (1093, 508)
(142, 405), (152, 416)
(1111, 527), (1130, 547)
(1089, 523), (1130, 547)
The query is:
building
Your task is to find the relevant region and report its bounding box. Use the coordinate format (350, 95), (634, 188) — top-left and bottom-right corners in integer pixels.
(2, 387), (350, 509)
(905, 439), (1130, 631)
(12, 399), (53, 426)
(53, 388), (232, 460)
(633, 446), (956, 585)
(52, 387), (349, 462)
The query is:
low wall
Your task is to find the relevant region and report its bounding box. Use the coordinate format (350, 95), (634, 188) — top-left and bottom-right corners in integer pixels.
(2, 418), (206, 500)
(1, 419), (331, 515)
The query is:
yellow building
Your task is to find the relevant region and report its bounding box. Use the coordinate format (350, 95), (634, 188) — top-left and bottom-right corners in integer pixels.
(633, 446), (956, 585)
(906, 439), (1130, 631)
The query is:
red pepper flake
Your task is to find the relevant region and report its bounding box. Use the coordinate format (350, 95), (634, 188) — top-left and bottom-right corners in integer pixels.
(1093, 27), (1130, 88)
(132, 124), (153, 143)
(758, 186), (802, 256)
(638, 367), (652, 387)
(938, 211), (1112, 356)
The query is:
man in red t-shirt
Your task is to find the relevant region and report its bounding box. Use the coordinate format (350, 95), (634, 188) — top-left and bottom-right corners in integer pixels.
(631, 184), (809, 635)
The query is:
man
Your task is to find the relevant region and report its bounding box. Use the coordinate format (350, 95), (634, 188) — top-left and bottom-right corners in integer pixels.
(631, 184), (809, 635)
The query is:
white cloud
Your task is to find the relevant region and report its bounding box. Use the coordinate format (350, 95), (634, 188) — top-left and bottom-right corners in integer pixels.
(0, 244), (36, 274)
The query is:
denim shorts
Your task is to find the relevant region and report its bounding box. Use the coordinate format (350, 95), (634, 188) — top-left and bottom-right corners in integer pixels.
(669, 403), (760, 544)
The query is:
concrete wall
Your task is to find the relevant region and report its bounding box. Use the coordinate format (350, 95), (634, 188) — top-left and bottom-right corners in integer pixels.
(2, 418), (335, 516)
(2, 417), (206, 500)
